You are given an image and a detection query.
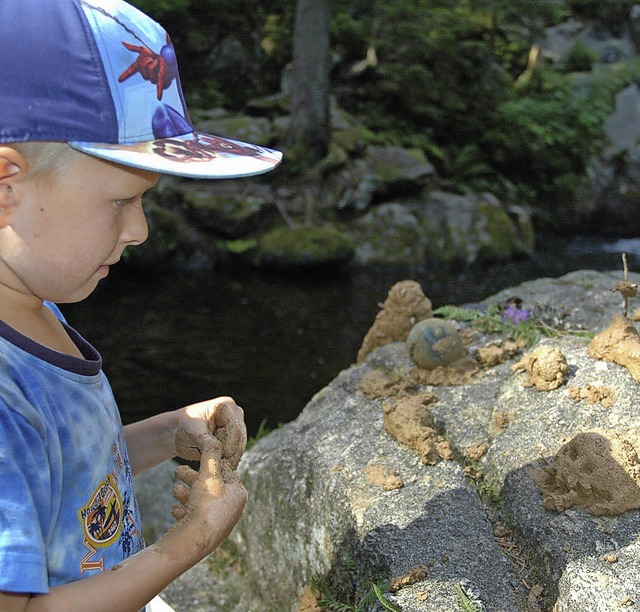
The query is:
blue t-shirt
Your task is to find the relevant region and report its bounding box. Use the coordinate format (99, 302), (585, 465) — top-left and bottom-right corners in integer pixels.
(0, 302), (144, 593)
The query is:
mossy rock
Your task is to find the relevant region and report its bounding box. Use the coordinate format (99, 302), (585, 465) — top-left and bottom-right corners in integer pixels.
(255, 226), (356, 271)
(420, 191), (535, 264)
(182, 188), (275, 238)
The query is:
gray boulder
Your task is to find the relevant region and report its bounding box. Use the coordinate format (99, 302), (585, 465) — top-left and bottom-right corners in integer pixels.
(138, 269), (640, 611)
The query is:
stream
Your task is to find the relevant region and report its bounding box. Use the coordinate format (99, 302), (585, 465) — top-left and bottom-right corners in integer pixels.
(61, 234), (640, 437)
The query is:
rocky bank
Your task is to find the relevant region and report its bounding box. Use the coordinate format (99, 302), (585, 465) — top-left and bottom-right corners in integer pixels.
(136, 269), (640, 611)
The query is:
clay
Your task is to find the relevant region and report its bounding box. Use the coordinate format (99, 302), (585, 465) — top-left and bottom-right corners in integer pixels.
(533, 430), (640, 516)
(411, 359), (479, 386)
(466, 441), (489, 461)
(406, 318), (466, 370)
(476, 339), (523, 368)
(357, 369), (422, 401)
(588, 314), (640, 382)
(356, 361), (478, 403)
(568, 384), (614, 407)
(363, 463), (404, 490)
(297, 586), (322, 612)
(511, 345), (569, 391)
(382, 395), (454, 465)
(356, 280), (432, 363)
(389, 563), (433, 593)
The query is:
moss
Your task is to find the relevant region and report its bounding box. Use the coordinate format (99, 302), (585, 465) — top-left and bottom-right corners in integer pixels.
(332, 123), (375, 154)
(255, 225), (356, 270)
(476, 203), (519, 260)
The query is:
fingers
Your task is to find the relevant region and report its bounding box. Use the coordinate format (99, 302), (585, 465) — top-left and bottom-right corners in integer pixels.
(170, 439), (228, 523)
(211, 398), (247, 469)
(171, 504), (187, 521)
(174, 464), (197, 486)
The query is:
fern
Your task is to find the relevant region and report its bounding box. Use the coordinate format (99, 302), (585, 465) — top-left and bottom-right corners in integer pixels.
(456, 583), (481, 612)
(371, 583), (401, 612)
(433, 305), (485, 322)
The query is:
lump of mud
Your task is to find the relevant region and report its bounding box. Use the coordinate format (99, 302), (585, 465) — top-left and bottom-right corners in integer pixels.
(588, 314), (640, 382)
(382, 395), (454, 464)
(357, 280), (432, 363)
(511, 345), (569, 391)
(533, 430), (640, 516)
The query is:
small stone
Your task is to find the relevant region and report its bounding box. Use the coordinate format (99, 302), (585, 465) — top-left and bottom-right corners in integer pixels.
(406, 318), (466, 370)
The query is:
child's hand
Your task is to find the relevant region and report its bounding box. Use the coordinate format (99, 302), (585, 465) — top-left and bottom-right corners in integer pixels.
(167, 437), (247, 559)
(173, 397), (247, 477)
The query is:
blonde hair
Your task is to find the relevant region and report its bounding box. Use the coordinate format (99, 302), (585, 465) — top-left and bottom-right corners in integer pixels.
(10, 141), (86, 178)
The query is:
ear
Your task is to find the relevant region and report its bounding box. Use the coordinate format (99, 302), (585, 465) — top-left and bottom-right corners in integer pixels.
(0, 147), (26, 228)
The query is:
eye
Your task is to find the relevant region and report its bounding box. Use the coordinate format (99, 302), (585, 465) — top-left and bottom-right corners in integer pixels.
(115, 196), (140, 207)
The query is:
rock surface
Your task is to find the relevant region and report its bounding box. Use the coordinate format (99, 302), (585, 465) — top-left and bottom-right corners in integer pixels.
(136, 269), (640, 611)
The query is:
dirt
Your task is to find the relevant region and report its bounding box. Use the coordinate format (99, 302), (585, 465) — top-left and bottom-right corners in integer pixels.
(476, 339), (523, 367)
(533, 430), (640, 516)
(296, 586), (322, 612)
(568, 384), (614, 407)
(511, 345), (569, 391)
(364, 463), (404, 490)
(356, 280), (432, 363)
(357, 279), (640, 519)
(465, 441), (489, 461)
(382, 395), (454, 465)
(588, 313), (640, 382)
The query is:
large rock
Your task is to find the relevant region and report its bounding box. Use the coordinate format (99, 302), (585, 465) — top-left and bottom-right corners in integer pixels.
(138, 269), (640, 611)
(574, 84), (640, 235)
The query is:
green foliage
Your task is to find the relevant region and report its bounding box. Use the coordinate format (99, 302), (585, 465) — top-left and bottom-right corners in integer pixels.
(128, 0), (638, 219)
(456, 583), (482, 612)
(312, 550), (397, 612)
(483, 72), (612, 211)
(433, 303), (595, 347)
(246, 418), (270, 450)
(256, 225), (355, 270)
(563, 40), (597, 72)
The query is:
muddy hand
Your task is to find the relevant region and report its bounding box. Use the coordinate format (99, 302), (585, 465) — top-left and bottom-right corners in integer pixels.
(210, 398), (246, 473)
(170, 436), (247, 550)
(174, 397), (247, 468)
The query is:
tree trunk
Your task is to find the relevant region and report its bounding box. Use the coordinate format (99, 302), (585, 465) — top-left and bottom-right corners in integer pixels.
(289, 0), (331, 165)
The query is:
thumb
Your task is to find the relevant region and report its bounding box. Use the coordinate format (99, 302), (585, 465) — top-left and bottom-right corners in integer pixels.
(198, 436), (224, 486)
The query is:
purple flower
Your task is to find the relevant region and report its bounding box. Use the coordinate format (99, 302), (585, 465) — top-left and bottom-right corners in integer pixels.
(502, 305), (531, 324)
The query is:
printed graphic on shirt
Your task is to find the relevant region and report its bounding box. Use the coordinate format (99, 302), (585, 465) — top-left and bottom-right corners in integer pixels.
(78, 435), (143, 574)
(79, 473), (124, 549)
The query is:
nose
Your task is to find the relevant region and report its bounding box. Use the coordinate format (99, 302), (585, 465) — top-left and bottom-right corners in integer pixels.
(120, 201), (149, 246)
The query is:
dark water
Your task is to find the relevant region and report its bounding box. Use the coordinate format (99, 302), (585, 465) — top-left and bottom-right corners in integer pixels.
(61, 234), (640, 437)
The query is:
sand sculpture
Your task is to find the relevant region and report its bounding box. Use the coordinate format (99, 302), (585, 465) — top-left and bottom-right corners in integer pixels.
(533, 430), (640, 516)
(356, 255), (640, 518)
(588, 314), (640, 382)
(356, 280), (432, 363)
(511, 345), (569, 391)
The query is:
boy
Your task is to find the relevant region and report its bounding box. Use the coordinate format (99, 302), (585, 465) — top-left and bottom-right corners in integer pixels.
(0, 0), (282, 610)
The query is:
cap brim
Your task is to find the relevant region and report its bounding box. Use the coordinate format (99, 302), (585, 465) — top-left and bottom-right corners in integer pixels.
(69, 131), (282, 179)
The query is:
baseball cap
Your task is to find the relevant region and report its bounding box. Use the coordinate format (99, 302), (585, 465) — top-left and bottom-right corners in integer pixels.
(0, 0), (282, 179)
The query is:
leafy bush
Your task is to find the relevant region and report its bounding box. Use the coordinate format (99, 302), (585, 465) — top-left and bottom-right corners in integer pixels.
(483, 72), (611, 212)
(563, 41), (598, 72)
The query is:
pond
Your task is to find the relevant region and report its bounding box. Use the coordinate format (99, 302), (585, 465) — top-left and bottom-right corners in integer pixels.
(61, 234), (640, 438)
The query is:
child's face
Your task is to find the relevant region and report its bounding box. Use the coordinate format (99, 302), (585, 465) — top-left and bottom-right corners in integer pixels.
(0, 153), (159, 304)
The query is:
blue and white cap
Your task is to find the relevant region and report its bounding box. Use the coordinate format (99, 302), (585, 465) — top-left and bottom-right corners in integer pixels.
(0, 0), (282, 179)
